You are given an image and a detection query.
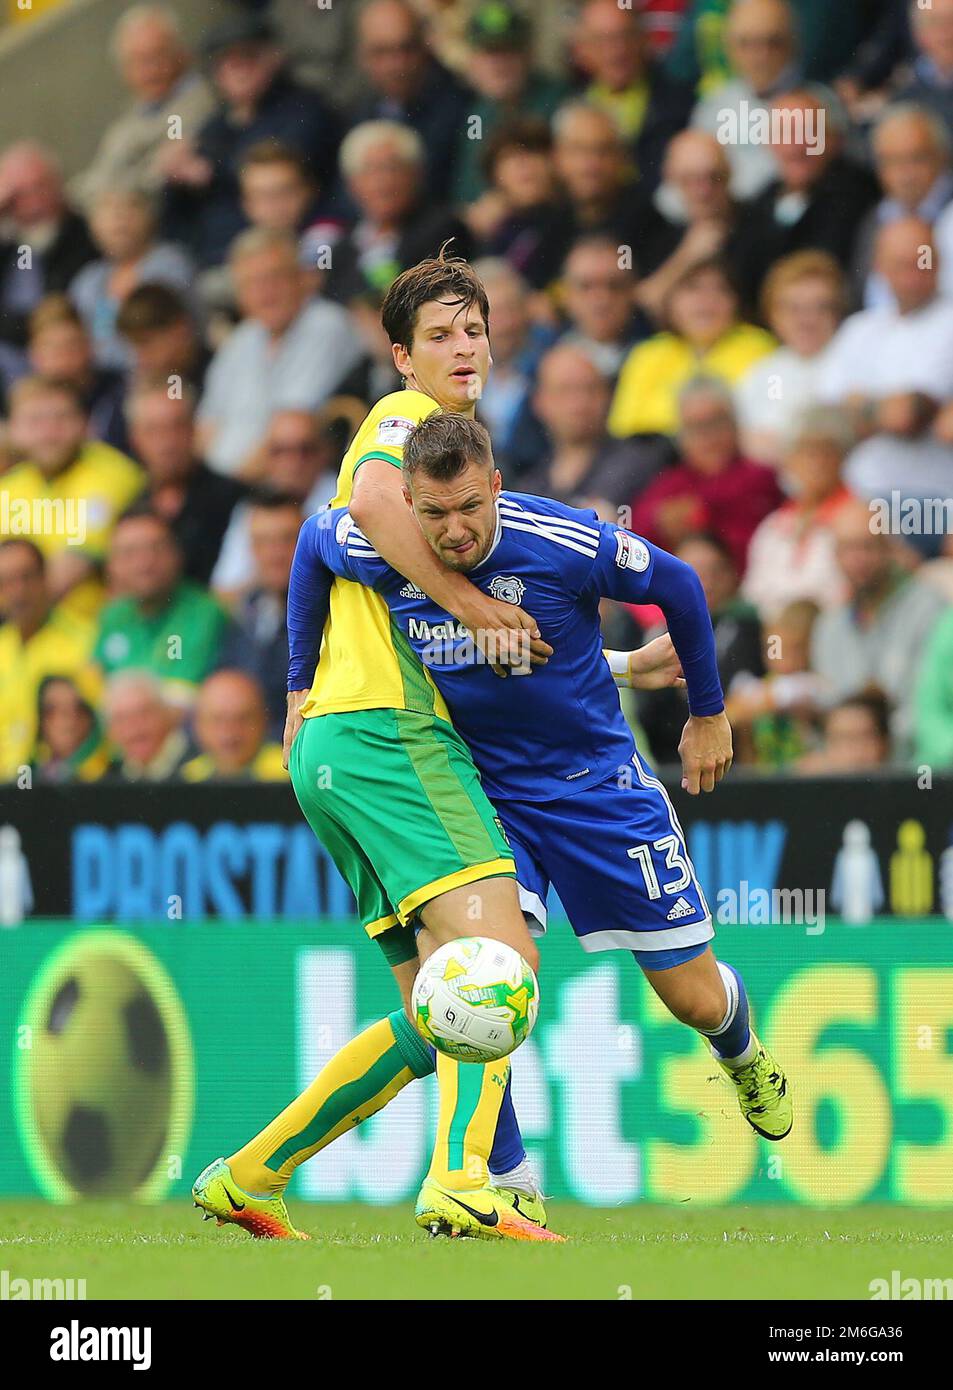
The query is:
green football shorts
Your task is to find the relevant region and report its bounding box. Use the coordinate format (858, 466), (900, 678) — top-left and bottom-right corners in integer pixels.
(289, 708), (515, 966)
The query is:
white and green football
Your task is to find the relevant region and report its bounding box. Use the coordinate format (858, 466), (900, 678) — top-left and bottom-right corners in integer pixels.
(412, 937), (539, 1063)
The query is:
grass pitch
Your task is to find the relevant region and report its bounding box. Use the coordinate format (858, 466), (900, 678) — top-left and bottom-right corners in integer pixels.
(1, 1203), (950, 1300)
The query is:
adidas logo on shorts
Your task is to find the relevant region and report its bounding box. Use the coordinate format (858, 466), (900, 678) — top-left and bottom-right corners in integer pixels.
(666, 896), (697, 921)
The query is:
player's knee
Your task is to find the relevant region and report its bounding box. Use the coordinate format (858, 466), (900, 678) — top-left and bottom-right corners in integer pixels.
(667, 990), (723, 1032)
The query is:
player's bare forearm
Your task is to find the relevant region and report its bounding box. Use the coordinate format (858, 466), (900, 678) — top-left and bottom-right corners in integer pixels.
(606, 634), (685, 691)
(678, 710), (733, 795)
(349, 460), (552, 667)
(350, 466), (486, 622)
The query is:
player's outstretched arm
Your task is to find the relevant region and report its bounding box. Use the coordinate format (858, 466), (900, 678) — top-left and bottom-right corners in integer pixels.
(350, 459), (553, 671)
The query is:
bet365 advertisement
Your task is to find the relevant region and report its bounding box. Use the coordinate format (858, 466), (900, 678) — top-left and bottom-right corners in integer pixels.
(1, 918), (951, 1207)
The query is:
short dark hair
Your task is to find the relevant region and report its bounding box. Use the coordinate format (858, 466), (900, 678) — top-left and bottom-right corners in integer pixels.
(381, 243), (490, 349)
(403, 412), (494, 483)
(115, 504), (179, 544)
(0, 537), (46, 574)
(677, 530), (736, 571)
(247, 489), (304, 514)
(482, 115), (553, 182)
(828, 689), (891, 743)
(240, 138), (312, 183)
(116, 283), (191, 339)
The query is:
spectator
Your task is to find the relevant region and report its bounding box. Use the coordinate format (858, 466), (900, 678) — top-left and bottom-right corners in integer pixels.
(821, 218), (953, 421)
(125, 380), (246, 585)
(798, 690), (893, 773)
(572, 0), (694, 193)
(226, 0), (358, 102)
(94, 510), (230, 704)
(31, 675), (110, 784)
(1, 377), (142, 614)
(810, 496), (947, 754)
(558, 235), (650, 381)
(69, 188), (196, 372)
(324, 121), (473, 307)
(512, 342), (673, 508)
(635, 130), (737, 321)
(468, 117), (567, 291)
(470, 259), (558, 462)
(23, 296), (128, 452)
(72, 4), (215, 207)
(726, 597), (824, 767)
(726, 86), (880, 308)
(550, 102), (647, 249)
(181, 670), (285, 781)
(220, 496), (302, 739)
(854, 104), (953, 308)
(103, 669), (189, 782)
(742, 407), (854, 619)
(196, 229), (364, 477)
(915, 604), (953, 766)
(211, 409), (338, 594)
(893, 0), (953, 142)
(629, 376), (783, 571)
(161, 13), (341, 267)
(609, 257), (775, 437)
(734, 250), (847, 464)
(116, 283), (209, 393)
(0, 143), (96, 349)
(239, 141), (343, 291)
(450, 3), (570, 207)
(667, 0), (897, 94)
(637, 530), (765, 762)
(692, 0), (801, 200)
(347, 0), (471, 201)
(0, 539), (100, 781)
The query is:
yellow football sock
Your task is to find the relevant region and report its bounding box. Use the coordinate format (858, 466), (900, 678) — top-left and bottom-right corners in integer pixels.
(427, 1052), (510, 1190)
(227, 1009), (433, 1196)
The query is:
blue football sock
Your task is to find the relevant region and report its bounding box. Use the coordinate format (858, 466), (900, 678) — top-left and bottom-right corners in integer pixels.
(488, 1074), (526, 1174)
(702, 961), (754, 1064)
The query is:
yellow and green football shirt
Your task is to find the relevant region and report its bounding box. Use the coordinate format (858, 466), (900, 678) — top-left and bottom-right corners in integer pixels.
(300, 388), (448, 722)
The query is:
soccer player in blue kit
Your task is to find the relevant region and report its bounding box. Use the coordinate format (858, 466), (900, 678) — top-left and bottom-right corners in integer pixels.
(289, 410), (793, 1197)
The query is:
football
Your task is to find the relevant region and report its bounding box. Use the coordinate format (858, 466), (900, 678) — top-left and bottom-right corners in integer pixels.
(411, 937), (539, 1063)
(18, 932), (192, 1199)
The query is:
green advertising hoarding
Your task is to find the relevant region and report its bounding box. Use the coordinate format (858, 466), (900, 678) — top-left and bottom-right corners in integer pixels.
(2, 918), (952, 1207)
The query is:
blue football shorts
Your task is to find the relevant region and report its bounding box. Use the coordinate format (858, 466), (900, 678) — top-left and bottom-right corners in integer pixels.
(497, 750), (714, 969)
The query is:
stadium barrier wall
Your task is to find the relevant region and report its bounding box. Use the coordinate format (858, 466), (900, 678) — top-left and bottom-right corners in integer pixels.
(2, 773), (950, 1205)
(1, 773), (951, 922)
(1, 916), (951, 1207)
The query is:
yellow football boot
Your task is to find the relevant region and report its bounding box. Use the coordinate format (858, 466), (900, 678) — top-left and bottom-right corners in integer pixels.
(192, 1157), (309, 1240)
(415, 1178), (564, 1241)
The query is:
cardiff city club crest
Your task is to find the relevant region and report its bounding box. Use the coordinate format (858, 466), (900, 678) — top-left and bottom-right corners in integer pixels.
(488, 575), (525, 605)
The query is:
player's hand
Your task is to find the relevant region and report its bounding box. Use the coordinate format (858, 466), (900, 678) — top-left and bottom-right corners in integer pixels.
(282, 690), (309, 770)
(458, 595), (553, 677)
(625, 634), (686, 691)
(678, 711), (733, 795)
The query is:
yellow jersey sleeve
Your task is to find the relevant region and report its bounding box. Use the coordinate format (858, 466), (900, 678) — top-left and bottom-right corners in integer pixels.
(331, 389), (440, 507)
(301, 389), (450, 723)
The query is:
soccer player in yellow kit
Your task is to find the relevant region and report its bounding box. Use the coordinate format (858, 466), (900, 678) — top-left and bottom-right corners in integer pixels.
(193, 252), (561, 1242)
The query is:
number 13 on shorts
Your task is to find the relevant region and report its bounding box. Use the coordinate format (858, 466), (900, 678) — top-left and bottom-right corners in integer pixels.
(627, 836), (692, 900)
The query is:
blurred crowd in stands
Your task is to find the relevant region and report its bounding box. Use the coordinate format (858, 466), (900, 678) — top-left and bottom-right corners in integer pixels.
(2, 0), (953, 784)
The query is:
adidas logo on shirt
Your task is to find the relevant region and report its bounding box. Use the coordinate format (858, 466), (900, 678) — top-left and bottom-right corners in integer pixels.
(666, 897), (697, 921)
(399, 581), (427, 599)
